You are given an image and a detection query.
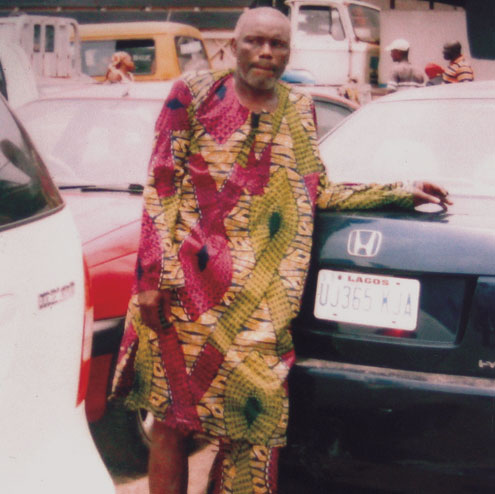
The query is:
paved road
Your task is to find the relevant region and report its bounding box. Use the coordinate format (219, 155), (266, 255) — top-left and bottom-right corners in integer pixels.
(113, 443), (216, 494)
(88, 405), (387, 494)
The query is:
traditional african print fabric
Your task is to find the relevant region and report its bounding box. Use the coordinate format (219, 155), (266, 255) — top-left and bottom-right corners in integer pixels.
(207, 441), (279, 494)
(111, 70), (414, 452)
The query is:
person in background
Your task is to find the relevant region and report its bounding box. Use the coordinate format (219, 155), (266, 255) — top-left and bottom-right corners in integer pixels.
(442, 41), (474, 83)
(424, 62), (444, 86)
(338, 77), (361, 105)
(110, 8), (451, 494)
(104, 51), (135, 83)
(386, 38), (424, 92)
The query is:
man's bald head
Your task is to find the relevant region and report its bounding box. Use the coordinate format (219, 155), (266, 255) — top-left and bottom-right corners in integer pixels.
(231, 7), (291, 92)
(234, 7), (291, 42)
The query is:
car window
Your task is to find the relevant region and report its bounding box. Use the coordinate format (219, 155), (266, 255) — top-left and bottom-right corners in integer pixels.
(319, 99), (495, 196)
(348, 5), (380, 44)
(17, 98), (163, 186)
(175, 36), (210, 73)
(82, 39), (156, 76)
(0, 101), (62, 231)
(297, 6), (345, 41)
(313, 98), (353, 138)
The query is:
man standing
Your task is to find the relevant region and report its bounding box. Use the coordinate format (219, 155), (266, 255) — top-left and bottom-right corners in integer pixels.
(386, 38), (424, 92)
(442, 41), (474, 83)
(111, 8), (450, 494)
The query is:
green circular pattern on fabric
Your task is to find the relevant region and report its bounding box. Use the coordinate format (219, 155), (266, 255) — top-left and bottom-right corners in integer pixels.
(224, 351), (284, 444)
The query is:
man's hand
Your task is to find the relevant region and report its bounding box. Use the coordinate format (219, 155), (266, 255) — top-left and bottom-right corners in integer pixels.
(138, 289), (172, 331)
(411, 181), (452, 208)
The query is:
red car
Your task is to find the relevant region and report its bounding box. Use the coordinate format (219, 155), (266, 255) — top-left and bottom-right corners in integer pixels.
(17, 80), (357, 465)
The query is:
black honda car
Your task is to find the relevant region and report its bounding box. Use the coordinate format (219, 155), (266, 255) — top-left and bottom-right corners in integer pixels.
(285, 81), (495, 493)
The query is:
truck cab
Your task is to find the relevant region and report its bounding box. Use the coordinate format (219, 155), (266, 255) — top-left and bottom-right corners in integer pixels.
(0, 14), (92, 96)
(0, 14), (82, 78)
(286, 0), (380, 85)
(0, 40), (38, 109)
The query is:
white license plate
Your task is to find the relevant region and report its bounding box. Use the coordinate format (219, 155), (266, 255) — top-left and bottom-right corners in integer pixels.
(314, 269), (420, 331)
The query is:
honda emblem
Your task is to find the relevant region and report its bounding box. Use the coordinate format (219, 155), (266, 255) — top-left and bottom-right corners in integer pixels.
(347, 230), (382, 257)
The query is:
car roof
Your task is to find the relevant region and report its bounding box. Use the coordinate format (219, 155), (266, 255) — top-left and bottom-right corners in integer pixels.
(34, 79), (360, 109)
(379, 80), (495, 103)
(79, 21), (203, 38)
(293, 84), (360, 110)
(35, 80), (176, 102)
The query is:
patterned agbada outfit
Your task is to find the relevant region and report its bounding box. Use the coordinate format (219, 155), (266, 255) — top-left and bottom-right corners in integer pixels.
(111, 70), (413, 493)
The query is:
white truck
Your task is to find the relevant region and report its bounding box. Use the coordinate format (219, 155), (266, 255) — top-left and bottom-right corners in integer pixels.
(286, 0), (380, 85)
(202, 0), (380, 87)
(0, 14), (92, 99)
(0, 40), (38, 108)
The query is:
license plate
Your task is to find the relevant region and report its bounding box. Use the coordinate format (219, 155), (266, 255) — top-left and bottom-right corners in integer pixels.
(314, 269), (420, 330)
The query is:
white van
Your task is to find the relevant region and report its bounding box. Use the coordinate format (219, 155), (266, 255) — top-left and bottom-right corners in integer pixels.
(0, 96), (114, 493)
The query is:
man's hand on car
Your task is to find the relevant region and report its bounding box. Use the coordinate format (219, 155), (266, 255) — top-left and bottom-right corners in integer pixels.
(411, 181), (452, 208)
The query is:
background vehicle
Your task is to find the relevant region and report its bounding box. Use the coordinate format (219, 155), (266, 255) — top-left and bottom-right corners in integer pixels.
(286, 0), (380, 85)
(0, 13), (82, 79)
(0, 40), (38, 109)
(0, 95), (113, 493)
(79, 21), (211, 82)
(16, 80), (355, 469)
(16, 81), (172, 470)
(285, 81), (495, 492)
(298, 85), (359, 137)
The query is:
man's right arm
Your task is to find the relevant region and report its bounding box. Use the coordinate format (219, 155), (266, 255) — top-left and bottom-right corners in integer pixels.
(135, 79), (193, 328)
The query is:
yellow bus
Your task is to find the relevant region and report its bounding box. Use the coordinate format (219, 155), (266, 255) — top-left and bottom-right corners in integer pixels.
(79, 21), (211, 82)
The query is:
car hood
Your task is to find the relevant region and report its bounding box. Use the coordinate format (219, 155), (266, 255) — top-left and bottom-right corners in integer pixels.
(61, 191), (142, 245)
(314, 194), (495, 276)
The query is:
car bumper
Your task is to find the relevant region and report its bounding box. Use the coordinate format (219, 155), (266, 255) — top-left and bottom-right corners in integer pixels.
(86, 317), (125, 422)
(287, 358), (495, 492)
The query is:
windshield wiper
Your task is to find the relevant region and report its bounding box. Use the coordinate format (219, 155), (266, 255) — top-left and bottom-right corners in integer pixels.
(58, 183), (144, 194)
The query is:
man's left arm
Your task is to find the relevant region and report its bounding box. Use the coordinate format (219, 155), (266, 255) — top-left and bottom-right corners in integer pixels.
(303, 98), (450, 211)
(316, 177), (451, 211)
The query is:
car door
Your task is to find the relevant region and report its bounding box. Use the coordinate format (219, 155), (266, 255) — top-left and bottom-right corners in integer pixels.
(0, 98), (113, 493)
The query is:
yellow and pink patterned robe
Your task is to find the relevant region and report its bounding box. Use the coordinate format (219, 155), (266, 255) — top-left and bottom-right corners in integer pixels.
(111, 70), (413, 492)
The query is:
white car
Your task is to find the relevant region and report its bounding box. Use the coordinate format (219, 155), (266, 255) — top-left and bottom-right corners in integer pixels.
(0, 95), (114, 493)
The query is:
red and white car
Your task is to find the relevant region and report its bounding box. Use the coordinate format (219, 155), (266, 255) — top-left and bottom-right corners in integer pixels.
(16, 80), (357, 465)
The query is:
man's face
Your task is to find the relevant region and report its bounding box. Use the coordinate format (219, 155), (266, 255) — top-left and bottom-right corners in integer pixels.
(232, 13), (290, 91)
(443, 46), (453, 61)
(390, 49), (405, 62)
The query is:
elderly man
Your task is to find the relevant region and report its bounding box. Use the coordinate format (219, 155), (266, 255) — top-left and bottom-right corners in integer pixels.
(111, 7), (450, 494)
(442, 41), (474, 83)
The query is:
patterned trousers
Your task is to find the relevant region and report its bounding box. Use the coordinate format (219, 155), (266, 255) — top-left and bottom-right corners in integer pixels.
(207, 440), (280, 494)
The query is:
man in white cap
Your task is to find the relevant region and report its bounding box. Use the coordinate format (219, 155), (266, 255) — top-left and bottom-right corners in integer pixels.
(386, 38), (424, 92)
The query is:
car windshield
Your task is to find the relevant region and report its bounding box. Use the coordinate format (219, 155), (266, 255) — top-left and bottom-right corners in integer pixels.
(313, 98), (353, 138)
(17, 98), (162, 186)
(348, 5), (380, 44)
(319, 99), (495, 196)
